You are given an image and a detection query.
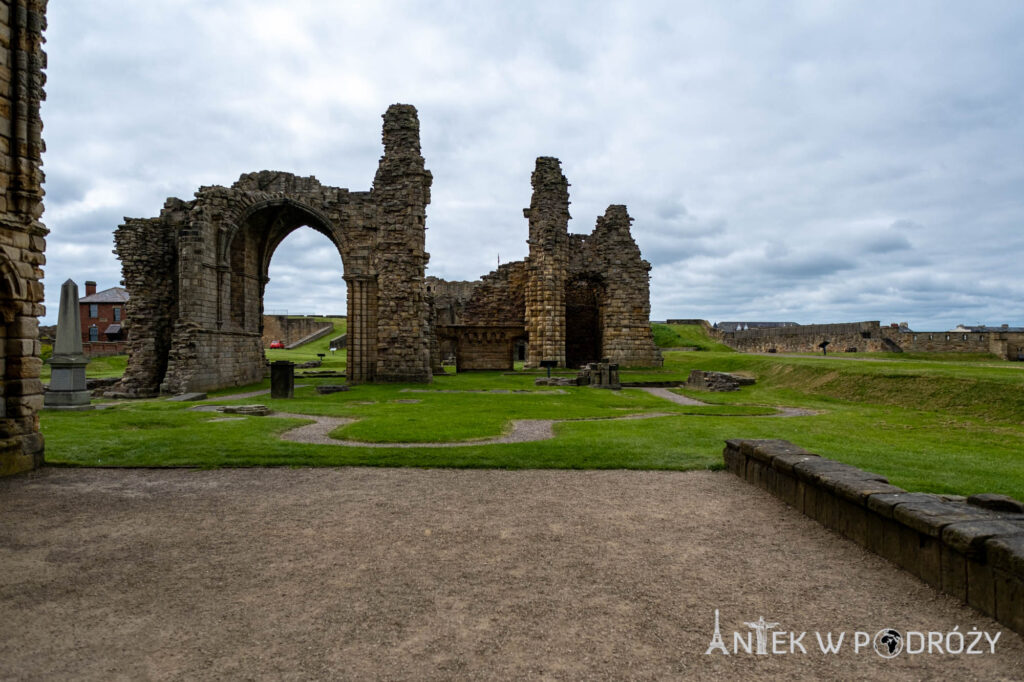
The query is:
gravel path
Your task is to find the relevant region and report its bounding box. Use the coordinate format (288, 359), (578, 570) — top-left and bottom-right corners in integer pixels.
(194, 388), (818, 449)
(640, 387), (822, 417)
(273, 412), (671, 447)
(1, 468), (1020, 680)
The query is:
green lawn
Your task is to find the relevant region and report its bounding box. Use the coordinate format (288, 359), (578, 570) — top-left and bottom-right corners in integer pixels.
(37, 323), (1024, 501)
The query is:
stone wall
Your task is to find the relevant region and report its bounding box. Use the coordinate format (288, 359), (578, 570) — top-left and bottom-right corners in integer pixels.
(112, 105), (434, 395)
(718, 321), (895, 354)
(716, 320), (1024, 360)
(0, 0), (47, 475)
(725, 439), (1024, 636)
(261, 315), (332, 348)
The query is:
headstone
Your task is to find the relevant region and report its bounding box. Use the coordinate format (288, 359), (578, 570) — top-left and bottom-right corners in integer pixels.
(270, 360), (295, 399)
(44, 280), (92, 409)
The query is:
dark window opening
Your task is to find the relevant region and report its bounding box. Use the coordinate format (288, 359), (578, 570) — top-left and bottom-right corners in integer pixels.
(89, 304), (98, 318)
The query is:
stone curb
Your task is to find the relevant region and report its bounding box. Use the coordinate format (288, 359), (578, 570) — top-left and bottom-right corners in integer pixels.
(723, 439), (1024, 636)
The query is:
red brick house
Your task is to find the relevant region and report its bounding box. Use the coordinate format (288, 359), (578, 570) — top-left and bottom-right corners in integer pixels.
(79, 281), (129, 356)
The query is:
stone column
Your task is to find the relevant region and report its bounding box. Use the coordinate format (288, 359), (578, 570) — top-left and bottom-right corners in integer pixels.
(524, 157), (569, 368)
(345, 274), (378, 383)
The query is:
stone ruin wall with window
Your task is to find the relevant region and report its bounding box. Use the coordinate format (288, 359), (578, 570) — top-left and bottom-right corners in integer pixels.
(0, 0), (47, 476)
(429, 157), (662, 372)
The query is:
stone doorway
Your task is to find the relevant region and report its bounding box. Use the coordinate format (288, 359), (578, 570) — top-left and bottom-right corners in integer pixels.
(565, 276), (604, 368)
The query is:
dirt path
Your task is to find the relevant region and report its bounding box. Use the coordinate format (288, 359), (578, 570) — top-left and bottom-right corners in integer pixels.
(1, 468), (1020, 680)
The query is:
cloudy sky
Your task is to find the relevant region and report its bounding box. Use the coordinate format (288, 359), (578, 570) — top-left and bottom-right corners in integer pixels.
(40, 1), (1024, 329)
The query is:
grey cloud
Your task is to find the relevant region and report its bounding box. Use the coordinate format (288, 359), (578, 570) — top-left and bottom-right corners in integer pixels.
(34, 2), (1024, 330)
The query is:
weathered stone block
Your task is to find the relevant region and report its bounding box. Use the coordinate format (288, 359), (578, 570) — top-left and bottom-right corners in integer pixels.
(939, 545), (968, 601)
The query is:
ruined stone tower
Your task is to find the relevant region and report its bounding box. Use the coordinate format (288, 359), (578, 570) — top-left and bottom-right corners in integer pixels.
(0, 0), (48, 475)
(523, 157), (569, 368)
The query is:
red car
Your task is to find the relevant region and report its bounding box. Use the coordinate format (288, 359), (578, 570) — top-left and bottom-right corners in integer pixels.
(268, 340), (285, 349)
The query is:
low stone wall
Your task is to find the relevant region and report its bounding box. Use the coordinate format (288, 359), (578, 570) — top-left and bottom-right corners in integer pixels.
(724, 439), (1024, 635)
(83, 341), (128, 357)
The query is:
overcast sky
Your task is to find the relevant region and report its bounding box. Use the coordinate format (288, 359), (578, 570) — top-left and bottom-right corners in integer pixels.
(40, 1), (1024, 329)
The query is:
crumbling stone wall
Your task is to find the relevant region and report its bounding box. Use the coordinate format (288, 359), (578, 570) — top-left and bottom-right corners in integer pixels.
(0, 0), (47, 475)
(428, 158), (662, 371)
(113, 105), (433, 395)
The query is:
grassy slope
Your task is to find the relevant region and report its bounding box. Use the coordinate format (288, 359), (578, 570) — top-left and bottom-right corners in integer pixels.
(651, 323), (733, 351)
(264, 318), (348, 370)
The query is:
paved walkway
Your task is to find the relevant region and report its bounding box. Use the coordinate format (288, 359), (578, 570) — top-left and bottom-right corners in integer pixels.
(1, 468), (1020, 679)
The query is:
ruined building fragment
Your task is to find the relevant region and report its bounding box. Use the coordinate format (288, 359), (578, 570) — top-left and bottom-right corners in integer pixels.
(112, 105), (432, 396)
(112, 108), (659, 396)
(431, 157), (662, 372)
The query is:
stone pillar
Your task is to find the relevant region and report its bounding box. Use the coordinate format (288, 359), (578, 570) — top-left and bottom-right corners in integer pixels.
(345, 274), (378, 383)
(370, 104), (432, 382)
(0, 0), (48, 475)
(524, 157), (569, 368)
(44, 280), (91, 408)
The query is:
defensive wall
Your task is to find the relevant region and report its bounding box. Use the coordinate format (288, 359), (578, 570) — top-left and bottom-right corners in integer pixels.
(715, 320), (1024, 359)
(261, 315), (333, 348)
(725, 439), (1024, 636)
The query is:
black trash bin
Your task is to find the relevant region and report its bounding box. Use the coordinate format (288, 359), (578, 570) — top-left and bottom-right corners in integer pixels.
(271, 360), (295, 399)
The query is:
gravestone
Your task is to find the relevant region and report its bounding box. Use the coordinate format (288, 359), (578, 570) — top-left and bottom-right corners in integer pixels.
(44, 280), (92, 409)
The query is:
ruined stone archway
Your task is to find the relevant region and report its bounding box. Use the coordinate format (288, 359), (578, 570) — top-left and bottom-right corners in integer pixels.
(113, 105), (434, 396)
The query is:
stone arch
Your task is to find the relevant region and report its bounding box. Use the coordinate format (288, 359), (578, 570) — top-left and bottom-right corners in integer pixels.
(112, 104), (433, 396)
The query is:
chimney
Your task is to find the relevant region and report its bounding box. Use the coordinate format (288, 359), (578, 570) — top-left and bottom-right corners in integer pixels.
(85, 281), (97, 296)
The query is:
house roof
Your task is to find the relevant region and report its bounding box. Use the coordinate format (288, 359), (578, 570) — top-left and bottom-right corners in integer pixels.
(79, 286), (129, 303)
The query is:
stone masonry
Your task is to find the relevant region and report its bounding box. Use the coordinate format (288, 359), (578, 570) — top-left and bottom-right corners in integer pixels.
(112, 105), (432, 395)
(429, 157), (662, 371)
(0, 0), (47, 475)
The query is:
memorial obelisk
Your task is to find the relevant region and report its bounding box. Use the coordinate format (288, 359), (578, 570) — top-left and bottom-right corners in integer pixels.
(44, 279), (92, 408)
